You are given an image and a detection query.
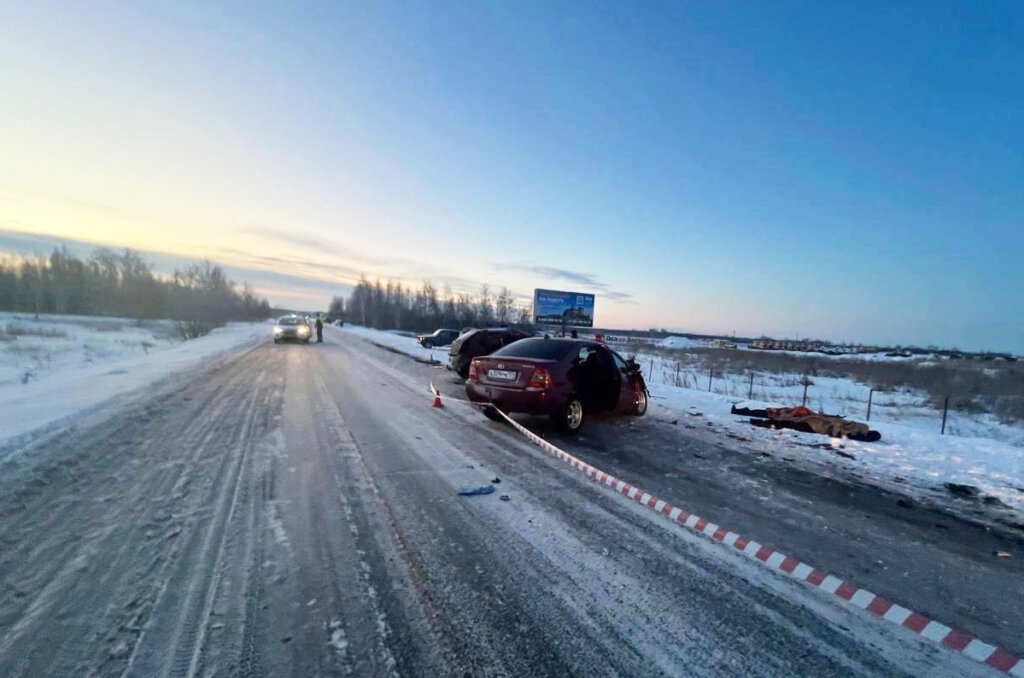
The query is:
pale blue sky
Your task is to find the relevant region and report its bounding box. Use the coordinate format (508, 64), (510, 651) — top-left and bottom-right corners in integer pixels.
(1, 1), (1021, 351)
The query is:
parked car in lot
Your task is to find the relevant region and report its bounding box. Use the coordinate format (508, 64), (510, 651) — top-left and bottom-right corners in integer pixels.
(417, 328), (460, 348)
(273, 315), (312, 344)
(448, 327), (532, 378)
(465, 337), (648, 433)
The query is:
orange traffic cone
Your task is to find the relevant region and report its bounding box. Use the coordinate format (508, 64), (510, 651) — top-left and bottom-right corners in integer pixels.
(432, 388), (444, 408)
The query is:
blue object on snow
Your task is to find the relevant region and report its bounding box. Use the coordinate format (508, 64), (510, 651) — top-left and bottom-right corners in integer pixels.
(457, 485), (495, 496)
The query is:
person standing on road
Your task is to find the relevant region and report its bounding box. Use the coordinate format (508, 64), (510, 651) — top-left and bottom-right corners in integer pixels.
(315, 313), (324, 343)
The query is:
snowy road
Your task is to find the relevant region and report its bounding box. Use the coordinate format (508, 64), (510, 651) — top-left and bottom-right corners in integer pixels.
(0, 327), (1018, 677)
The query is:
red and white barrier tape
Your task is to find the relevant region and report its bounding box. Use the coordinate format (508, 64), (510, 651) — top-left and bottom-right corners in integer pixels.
(427, 384), (1022, 674)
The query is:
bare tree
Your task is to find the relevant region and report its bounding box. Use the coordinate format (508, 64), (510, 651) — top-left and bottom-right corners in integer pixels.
(495, 287), (513, 325)
(477, 284), (493, 326)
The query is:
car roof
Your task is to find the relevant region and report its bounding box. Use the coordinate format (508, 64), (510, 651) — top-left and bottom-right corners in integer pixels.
(530, 337), (600, 347)
(531, 337), (626, 354)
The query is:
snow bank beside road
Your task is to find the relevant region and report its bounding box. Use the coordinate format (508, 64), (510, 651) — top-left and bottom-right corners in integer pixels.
(0, 318), (266, 448)
(338, 324), (450, 365)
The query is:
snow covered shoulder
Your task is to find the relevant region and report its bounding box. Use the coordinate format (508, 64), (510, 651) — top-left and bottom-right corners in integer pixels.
(338, 323), (451, 364)
(0, 314), (265, 449)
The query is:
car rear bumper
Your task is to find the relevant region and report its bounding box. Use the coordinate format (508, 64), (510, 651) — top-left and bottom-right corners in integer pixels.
(465, 382), (565, 415)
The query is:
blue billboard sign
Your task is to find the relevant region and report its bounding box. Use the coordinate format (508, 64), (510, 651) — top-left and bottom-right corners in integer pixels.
(533, 289), (596, 327)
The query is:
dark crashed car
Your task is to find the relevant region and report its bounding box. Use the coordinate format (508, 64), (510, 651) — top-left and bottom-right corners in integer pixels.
(465, 338), (648, 434)
(417, 328), (460, 348)
(448, 327), (531, 378)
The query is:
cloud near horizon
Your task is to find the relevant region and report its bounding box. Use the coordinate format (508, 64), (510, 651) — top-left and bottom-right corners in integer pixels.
(234, 225), (413, 270)
(492, 263), (635, 303)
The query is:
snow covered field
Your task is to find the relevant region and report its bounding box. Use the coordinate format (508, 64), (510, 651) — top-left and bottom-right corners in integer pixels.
(340, 325), (1024, 517)
(0, 313), (267, 448)
(629, 348), (1024, 516)
(633, 350), (1024, 444)
(0, 313), (182, 387)
(651, 335), (945, 362)
(646, 388), (1024, 516)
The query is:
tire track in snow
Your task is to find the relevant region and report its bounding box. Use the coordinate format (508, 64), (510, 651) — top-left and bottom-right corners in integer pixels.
(0, 352), (267, 675)
(124, 362), (273, 678)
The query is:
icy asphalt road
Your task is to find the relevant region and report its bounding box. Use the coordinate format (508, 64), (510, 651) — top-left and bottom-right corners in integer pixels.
(0, 327), (1017, 677)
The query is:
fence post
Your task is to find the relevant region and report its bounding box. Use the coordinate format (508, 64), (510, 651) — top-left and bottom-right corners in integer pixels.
(708, 367), (713, 392)
(649, 359), (654, 382)
(941, 395), (949, 435)
(748, 372), (754, 399)
(866, 388), (874, 422)
(802, 380), (809, 407)
(675, 362), (681, 387)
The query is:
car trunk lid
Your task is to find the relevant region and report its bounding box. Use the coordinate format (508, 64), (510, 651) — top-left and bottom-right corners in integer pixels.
(473, 356), (553, 389)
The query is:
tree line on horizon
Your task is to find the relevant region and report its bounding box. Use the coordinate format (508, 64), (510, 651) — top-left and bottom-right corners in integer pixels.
(330, 276), (533, 333)
(0, 247), (272, 337)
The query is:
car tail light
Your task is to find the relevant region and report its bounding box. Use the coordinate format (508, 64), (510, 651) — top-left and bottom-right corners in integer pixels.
(468, 359), (480, 382)
(527, 366), (553, 390)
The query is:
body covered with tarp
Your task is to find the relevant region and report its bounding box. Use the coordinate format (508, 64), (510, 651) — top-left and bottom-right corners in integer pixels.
(731, 404), (881, 442)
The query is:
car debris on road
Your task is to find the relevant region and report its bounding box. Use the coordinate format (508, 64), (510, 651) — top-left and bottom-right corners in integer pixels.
(457, 485), (495, 496)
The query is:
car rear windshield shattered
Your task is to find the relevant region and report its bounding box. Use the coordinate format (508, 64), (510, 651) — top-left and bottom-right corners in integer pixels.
(492, 338), (575, 360)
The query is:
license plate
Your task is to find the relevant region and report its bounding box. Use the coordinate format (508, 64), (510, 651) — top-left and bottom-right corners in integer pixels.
(487, 369), (518, 381)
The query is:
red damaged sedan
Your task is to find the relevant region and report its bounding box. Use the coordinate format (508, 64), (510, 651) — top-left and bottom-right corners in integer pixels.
(465, 337), (648, 434)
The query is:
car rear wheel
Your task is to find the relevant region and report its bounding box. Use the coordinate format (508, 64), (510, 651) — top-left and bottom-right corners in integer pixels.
(483, 407), (504, 423)
(553, 396), (585, 434)
(634, 388), (648, 416)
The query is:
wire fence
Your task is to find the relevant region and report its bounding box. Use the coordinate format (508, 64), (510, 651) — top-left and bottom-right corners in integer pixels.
(643, 356), (1021, 436)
